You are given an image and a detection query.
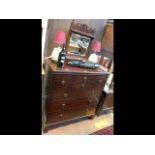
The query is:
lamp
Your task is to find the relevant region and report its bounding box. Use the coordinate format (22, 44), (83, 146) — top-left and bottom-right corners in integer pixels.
(45, 31), (66, 62)
(53, 31), (66, 45)
(88, 40), (101, 63)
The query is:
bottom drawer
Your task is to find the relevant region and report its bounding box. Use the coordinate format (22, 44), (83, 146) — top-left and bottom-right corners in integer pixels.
(46, 106), (95, 124)
(46, 98), (98, 113)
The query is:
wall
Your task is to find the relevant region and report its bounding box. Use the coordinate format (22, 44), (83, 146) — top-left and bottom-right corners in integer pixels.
(45, 19), (108, 56)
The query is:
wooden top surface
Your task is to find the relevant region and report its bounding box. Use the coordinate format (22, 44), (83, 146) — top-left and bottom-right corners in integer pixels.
(46, 59), (109, 75)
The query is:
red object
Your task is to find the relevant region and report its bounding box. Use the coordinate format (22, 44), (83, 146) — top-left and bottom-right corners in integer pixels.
(53, 31), (66, 45)
(90, 40), (101, 53)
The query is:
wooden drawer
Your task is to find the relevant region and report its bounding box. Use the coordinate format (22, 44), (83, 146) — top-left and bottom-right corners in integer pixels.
(49, 92), (70, 100)
(49, 91), (92, 101)
(72, 75), (95, 83)
(46, 105), (95, 124)
(47, 98), (98, 113)
(71, 81), (94, 91)
(71, 75), (107, 91)
(48, 74), (72, 93)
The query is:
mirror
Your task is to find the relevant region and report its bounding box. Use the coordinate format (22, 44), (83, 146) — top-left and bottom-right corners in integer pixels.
(66, 20), (96, 57)
(68, 33), (91, 56)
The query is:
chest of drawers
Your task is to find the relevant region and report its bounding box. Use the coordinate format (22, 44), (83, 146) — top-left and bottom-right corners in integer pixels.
(44, 60), (109, 130)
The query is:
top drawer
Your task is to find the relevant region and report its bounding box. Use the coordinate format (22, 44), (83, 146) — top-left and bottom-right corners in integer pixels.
(71, 74), (108, 91)
(49, 74), (72, 93)
(72, 75), (95, 83)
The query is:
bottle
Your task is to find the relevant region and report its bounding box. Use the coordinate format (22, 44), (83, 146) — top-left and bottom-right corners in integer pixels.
(57, 44), (66, 68)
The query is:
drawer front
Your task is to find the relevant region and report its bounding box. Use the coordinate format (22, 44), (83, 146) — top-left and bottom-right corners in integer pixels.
(47, 98), (98, 113)
(46, 106), (95, 124)
(72, 75), (95, 83)
(50, 92), (70, 100)
(71, 82), (94, 91)
(49, 91), (92, 101)
(71, 75), (93, 91)
(71, 75), (107, 91)
(49, 74), (72, 93)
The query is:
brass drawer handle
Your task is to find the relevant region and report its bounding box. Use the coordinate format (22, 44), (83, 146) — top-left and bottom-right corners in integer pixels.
(61, 80), (65, 85)
(81, 84), (85, 88)
(59, 114), (63, 117)
(62, 103), (66, 107)
(64, 93), (68, 98)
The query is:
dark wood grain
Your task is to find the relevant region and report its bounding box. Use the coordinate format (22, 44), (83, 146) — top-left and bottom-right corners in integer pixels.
(44, 61), (108, 130)
(47, 98), (98, 113)
(46, 105), (96, 124)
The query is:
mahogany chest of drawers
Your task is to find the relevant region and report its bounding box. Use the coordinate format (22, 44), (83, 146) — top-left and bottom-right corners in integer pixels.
(44, 60), (109, 131)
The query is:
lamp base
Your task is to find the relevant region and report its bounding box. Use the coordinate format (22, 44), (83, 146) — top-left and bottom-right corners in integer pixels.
(88, 53), (98, 63)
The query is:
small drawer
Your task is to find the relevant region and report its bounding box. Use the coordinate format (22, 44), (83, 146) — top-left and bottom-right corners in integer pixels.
(47, 74), (72, 93)
(51, 79), (72, 92)
(50, 92), (70, 100)
(48, 91), (92, 101)
(72, 75), (95, 83)
(71, 82), (94, 91)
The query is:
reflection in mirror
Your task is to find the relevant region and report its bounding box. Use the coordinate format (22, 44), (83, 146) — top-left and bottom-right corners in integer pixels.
(66, 20), (96, 58)
(68, 33), (91, 56)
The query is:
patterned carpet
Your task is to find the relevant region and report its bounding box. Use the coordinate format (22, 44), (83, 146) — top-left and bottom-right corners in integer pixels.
(90, 125), (113, 135)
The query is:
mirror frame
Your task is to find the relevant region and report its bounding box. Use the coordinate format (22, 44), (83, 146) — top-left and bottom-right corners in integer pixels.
(66, 20), (96, 59)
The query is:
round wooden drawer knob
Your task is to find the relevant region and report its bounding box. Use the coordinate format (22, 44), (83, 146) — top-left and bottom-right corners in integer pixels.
(99, 80), (102, 83)
(59, 114), (63, 117)
(83, 76), (87, 81)
(61, 80), (65, 85)
(62, 103), (66, 107)
(81, 84), (85, 88)
(64, 93), (68, 98)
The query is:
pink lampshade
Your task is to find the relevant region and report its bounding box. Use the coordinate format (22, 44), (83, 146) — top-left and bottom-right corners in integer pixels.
(90, 40), (101, 53)
(53, 31), (66, 45)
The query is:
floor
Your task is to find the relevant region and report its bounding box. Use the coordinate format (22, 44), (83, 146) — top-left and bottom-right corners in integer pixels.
(45, 110), (113, 135)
